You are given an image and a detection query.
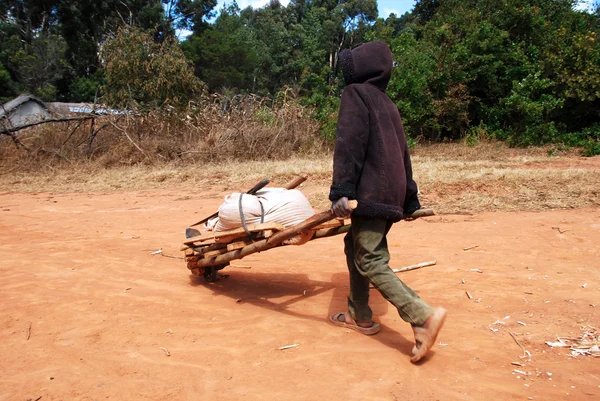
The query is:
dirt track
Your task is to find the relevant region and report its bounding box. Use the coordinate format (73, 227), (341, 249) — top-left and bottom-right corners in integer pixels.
(0, 189), (599, 400)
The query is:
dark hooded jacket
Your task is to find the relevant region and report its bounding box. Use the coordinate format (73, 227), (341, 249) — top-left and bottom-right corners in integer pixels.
(329, 41), (421, 222)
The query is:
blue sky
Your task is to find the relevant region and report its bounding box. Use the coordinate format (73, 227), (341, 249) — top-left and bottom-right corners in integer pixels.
(377, 0), (415, 17)
(216, 0), (416, 18)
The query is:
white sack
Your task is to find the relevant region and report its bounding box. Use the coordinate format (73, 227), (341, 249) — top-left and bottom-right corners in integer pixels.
(208, 188), (315, 233)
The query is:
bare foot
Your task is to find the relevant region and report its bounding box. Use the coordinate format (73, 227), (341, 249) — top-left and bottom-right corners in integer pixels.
(410, 307), (447, 363)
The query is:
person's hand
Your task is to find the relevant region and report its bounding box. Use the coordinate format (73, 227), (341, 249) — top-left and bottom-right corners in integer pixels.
(331, 197), (353, 218)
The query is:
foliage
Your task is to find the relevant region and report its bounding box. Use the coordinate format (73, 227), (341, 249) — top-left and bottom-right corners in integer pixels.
(1, 0), (600, 155)
(8, 34), (69, 101)
(367, 0), (600, 154)
(101, 26), (203, 109)
(181, 3), (262, 92)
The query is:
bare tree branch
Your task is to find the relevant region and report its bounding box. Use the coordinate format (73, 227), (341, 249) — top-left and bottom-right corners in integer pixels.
(1, 116), (97, 136)
(108, 119), (147, 157)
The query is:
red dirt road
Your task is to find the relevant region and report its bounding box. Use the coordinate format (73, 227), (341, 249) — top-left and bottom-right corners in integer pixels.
(1, 190), (599, 400)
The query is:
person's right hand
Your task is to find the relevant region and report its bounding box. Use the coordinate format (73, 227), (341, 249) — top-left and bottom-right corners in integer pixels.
(331, 197), (353, 218)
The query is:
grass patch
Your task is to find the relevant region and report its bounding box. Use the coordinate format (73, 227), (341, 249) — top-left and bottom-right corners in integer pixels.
(1, 142), (598, 214)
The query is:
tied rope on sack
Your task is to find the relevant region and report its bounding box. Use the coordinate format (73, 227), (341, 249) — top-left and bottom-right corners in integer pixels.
(206, 188), (316, 245)
(238, 192), (264, 235)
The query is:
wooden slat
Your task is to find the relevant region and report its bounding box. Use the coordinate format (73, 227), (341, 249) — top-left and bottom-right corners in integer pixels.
(183, 222), (285, 245)
(203, 249), (230, 259)
(214, 233), (250, 244)
(196, 243), (227, 254)
(227, 239), (255, 252)
(261, 230), (277, 238)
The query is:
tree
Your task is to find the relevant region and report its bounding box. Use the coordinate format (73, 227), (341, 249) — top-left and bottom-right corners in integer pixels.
(163, 0), (218, 33)
(182, 3), (262, 92)
(102, 26), (203, 109)
(9, 33), (69, 100)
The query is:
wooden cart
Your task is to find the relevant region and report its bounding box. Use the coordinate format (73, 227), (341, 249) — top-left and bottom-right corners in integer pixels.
(181, 175), (433, 282)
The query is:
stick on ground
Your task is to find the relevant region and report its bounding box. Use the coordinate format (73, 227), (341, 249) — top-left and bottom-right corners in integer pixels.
(278, 344), (300, 350)
(509, 332), (529, 357)
(368, 260), (437, 289)
(392, 260), (436, 273)
(26, 322), (31, 341)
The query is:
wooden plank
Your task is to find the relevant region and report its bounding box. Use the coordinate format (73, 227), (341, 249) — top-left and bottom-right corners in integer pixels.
(184, 248), (196, 257)
(195, 243), (227, 254)
(186, 254), (200, 262)
(203, 249), (229, 259)
(214, 233), (250, 244)
(227, 239), (255, 252)
(183, 222), (285, 245)
(262, 230), (277, 238)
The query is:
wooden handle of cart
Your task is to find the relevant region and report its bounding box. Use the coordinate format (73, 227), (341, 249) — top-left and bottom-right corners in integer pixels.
(311, 207), (435, 240)
(196, 200), (358, 269)
(283, 174), (308, 190)
(405, 208), (435, 219)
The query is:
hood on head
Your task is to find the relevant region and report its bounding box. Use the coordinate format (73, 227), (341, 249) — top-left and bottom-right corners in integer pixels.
(339, 41), (393, 91)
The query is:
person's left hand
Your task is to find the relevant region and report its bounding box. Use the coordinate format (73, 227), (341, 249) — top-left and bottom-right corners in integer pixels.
(332, 197), (353, 218)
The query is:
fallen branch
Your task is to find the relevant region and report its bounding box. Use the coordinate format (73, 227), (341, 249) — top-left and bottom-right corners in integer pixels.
(60, 119), (85, 149)
(108, 119), (146, 156)
(160, 347), (170, 356)
(1, 116), (96, 135)
(278, 344), (300, 350)
(2, 130), (30, 150)
(27, 322), (31, 340)
(369, 261), (437, 289)
(509, 332), (530, 358)
(463, 245), (479, 251)
(392, 260), (436, 273)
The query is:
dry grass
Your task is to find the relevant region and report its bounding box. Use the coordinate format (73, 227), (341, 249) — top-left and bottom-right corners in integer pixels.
(0, 93), (329, 170)
(1, 141), (598, 214)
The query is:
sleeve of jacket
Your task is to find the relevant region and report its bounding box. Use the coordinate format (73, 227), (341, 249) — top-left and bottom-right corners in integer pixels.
(401, 127), (421, 215)
(329, 85), (369, 202)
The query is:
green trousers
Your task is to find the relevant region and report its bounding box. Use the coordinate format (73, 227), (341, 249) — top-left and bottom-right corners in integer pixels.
(344, 215), (434, 327)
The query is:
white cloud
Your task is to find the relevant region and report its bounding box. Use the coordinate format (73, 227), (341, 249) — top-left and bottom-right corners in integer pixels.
(220, 0), (290, 10)
(382, 8), (400, 17)
(575, 0), (595, 11)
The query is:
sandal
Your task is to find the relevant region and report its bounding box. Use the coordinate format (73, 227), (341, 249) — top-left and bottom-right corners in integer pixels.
(329, 312), (380, 335)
